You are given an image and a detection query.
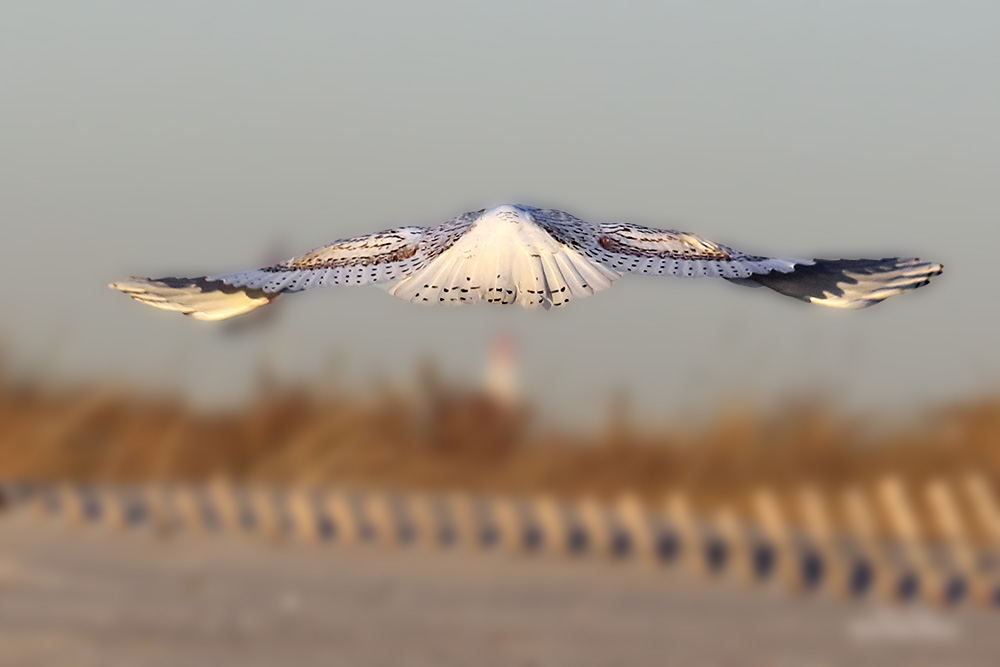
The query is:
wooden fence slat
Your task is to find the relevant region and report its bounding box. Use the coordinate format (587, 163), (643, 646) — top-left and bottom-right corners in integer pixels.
(531, 495), (569, 557)
(248, 487), (282, 542)
(963, 474), (1000, 607)
(405, 493), (441, 549)
(963, 473), (1000, 545)
(143, 485), (174, 536)
(206, 478), (244, 533)
(798, 485), (848, 598)
(752, 488), (802, 593)
(577, 496), (612, 559)
(58, 484), (87, 528)
(324, 490), (359, 547)
(101, 488), (127, 533)
(364, 492), (398, 548)
(447, 493), (482, 550)
(927, 478), (990, 606)
(878, 476), (945, 605)
(842, 486), (899, 602)
(491, 497), (526, 555)
(287, 488), (320, 544)
(616, 494), (656, 565)
(664, 492), (707, 578)
(713, 507), (755, 585)
(172, 485), (207, 534)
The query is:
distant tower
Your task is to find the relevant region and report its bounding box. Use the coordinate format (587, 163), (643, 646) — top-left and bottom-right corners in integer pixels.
(484, 333), (518, 408)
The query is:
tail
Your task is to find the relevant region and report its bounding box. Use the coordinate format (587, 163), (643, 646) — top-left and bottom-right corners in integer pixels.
(109, 276), (279, 321)
(730, 258), (943, 309)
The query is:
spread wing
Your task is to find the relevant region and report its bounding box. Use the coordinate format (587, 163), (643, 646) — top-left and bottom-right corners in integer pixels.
(530, 208), (800, 279)
(530, 207), (943, 309)
(110, 212), (478, 320)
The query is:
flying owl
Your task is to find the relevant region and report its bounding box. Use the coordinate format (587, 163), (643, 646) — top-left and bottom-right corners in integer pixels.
(110, 204), (942, 320)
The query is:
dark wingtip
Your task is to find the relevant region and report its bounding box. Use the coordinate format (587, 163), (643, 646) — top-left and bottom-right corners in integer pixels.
(748, 257), (943, 309)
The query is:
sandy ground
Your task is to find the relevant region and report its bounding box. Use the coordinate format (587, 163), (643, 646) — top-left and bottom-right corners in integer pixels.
(0, 511), (996, 667)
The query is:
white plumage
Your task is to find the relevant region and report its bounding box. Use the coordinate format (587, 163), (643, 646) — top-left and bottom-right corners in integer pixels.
(110, 204), (943, 320)
(386, 206), (619, 308)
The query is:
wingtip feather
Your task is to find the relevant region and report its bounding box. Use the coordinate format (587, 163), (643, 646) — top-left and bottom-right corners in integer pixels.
(752, 257), (943, 309)
(110, 275), (277, 321)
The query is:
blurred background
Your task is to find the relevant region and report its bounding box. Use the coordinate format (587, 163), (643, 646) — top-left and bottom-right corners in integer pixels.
(1, 2), (1000, 665)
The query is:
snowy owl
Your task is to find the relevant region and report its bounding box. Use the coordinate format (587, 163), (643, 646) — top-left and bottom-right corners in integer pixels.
(110, 204), (942, 320)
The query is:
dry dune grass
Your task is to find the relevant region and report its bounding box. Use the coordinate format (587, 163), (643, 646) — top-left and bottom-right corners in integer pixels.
(2, 366), (999, 514)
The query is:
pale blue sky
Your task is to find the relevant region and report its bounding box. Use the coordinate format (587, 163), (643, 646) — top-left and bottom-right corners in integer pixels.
(1, 2), (997, 423)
